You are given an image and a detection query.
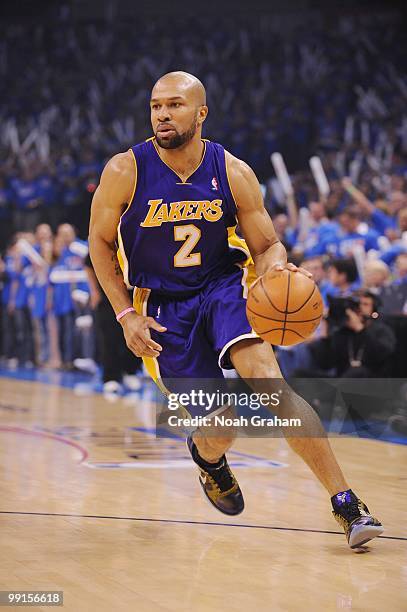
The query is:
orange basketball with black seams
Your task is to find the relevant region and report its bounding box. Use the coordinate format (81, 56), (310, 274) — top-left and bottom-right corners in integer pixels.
(246, 269), (323, 346)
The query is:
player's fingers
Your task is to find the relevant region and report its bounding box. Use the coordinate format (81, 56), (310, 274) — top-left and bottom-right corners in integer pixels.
(133, 341), (159, 358)
(147, 317), (167, 332)
(296, 266), (313, 278)
(141, 327), (163, 352)
(126, 339), (143, 358)
(249, 276), (262, 291)
(285, 262), (313, 278)
(137, 334), (160, 357)
(146, 338), (163, 352)
(271, 263), (285, 272)
(126, 332), (151, 356)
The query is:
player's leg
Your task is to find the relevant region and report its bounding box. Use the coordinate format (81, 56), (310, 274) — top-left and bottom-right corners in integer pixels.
(187, 404), (245, 515)
(191, 405), (235, 462)
(136, 287), (244, 515)
(230, 337), (348, 493)
(230, 337), (383, 548)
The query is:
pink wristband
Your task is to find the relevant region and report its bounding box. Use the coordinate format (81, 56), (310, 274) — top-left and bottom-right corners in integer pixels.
(116, 306), (136, 322)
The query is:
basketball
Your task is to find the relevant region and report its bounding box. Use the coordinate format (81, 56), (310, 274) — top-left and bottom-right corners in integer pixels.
(246, 269), (323, 346)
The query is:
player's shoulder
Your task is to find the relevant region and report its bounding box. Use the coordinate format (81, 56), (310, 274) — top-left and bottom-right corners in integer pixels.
(224, 150), (258, 187)
(99, 150), (136, 194)
(223, 150), (260, 204)
(104, 150), (135, 177)
(97, 150), (136, 203)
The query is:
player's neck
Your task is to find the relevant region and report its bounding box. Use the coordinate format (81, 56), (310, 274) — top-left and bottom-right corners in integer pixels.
(156, 136), (205, 181)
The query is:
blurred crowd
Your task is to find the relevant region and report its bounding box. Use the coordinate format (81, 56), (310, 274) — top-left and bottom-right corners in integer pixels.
(1, 6), (406, 242)
(0, 223), (142, 393)
(0, 4), (406, 384)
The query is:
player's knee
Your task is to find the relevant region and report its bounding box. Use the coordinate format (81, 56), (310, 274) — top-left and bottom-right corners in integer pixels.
(231, 339), (282, 379)
(245, 353), (281, 379)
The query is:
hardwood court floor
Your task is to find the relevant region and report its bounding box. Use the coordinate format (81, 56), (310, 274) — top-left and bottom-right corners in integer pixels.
(0, 376), (406, 612)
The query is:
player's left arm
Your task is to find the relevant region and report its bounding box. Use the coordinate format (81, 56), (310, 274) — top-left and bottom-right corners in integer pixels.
(225, 152), (311, 279)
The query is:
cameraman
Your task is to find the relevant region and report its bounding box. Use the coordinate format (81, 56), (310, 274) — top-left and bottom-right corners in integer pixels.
(309, 291), (396, 377)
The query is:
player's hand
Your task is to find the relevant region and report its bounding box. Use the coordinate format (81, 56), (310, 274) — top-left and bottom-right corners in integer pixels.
(120, 313), (166, 358)
(270, 262), (313, 279)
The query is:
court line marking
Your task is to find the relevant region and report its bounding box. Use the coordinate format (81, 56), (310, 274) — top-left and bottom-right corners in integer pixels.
(0, 426), (89, 464)
(1, 372), (407, 446)
(0, 425), (287, 469)
(0, 510), (404, 541)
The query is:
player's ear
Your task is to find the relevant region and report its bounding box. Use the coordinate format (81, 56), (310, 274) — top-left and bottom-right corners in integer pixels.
(197, 105), (208, 125)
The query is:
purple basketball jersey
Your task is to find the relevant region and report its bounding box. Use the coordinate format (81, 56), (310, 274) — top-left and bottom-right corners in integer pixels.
(117, 138), (250, 296)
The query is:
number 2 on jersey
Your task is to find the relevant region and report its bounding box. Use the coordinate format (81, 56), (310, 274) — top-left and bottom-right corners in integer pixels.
(173, 224), (202, 267)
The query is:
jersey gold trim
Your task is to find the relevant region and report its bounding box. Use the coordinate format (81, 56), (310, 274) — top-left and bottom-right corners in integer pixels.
(128, 148), (138, 208)
(116, 149), (138, 288)
(224, 150), (238, 210)
(151, 137), (207, 184)
(227, 224), (252, 268)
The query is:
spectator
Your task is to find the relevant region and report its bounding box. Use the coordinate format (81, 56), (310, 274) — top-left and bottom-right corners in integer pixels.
(362, 260), (391, 293)
(380, 208), (407, 267)
(294, 201), (337, 258)
(1, 240), (18, 366)
(11, 166), (44, 233)
(341, 177), (406, 236)
(309, 290), (396, 377)
(0, 5), (405, 385)
(50, 235), (76, 369)
(8, 238), (35, 367)
(300, 256), (331, 308)
(319, 207), (380, 258)
(273, 213), (296, 250)
(0, 176), (12, 252)
(321, 258), (359, 303)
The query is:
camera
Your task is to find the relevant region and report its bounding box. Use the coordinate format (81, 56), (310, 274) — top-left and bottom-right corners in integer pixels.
(326, 295), (360, 328)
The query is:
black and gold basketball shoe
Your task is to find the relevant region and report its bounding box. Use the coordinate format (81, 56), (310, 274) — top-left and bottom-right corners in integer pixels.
(187, 436), (244, 516)
(331, 490), (383, 549)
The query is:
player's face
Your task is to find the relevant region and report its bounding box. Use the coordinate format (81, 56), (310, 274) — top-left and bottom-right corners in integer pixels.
(150, 90), (202, 149)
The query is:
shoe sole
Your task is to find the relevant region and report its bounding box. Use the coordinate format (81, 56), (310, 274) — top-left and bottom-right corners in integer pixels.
(349, 524), (384, 549)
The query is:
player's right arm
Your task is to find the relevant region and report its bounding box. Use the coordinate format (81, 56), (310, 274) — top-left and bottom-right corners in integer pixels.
(89, 152), (166, 358)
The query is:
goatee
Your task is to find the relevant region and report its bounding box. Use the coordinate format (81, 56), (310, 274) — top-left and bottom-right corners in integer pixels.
(155, 121), (197, 149)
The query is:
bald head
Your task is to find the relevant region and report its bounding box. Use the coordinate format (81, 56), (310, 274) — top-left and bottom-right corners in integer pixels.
(150, 71), (208, 150)
(152, 71), (206, 106)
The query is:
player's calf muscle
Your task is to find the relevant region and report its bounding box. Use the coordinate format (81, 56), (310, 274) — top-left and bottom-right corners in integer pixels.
(231, 337), (327, 435)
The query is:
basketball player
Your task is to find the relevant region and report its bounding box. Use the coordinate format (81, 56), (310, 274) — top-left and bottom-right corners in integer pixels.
(89, 72), (383, 549)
